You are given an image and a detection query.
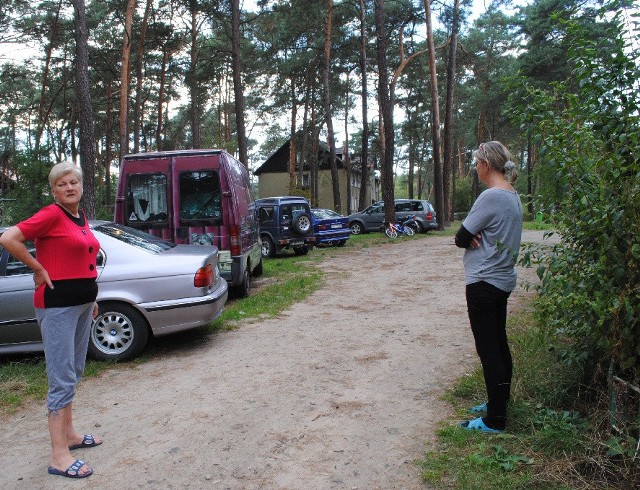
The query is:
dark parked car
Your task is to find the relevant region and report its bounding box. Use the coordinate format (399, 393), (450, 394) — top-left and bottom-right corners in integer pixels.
(347, 199), (438, 234)
(0, 222), (228, 361)
(310, 208), (350, 247)
(256, 196), (316, 257)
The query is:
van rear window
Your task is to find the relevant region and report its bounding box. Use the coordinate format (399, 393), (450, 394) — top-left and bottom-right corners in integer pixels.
(179, 171), (222, 224)
(126, 173), (168, 225)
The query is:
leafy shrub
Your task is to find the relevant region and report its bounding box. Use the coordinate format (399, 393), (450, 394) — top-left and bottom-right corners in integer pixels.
(513, 1), (639, 383)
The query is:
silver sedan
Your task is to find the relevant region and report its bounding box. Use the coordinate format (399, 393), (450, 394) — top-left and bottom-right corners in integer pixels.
(0, 221), (228, 361)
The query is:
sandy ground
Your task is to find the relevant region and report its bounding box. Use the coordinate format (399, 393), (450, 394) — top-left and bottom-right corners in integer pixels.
(0, 231), (555, 489)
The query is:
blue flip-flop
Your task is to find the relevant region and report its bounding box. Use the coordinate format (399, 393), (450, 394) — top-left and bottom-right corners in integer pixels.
(48, 459), (93, 478)
(459, 417), (503, 433)
(469, 402), (488, 414)
(69, 434), (102, 450)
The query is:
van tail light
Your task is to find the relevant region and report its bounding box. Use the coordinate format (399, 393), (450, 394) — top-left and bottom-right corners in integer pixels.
(230, 224), (241, 256)
(194, 264), (214, 288)
(426, 212), (433, 221)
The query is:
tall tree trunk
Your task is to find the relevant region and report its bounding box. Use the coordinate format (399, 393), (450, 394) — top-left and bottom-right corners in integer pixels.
(35, 0), (62, 150)
(424, 0), (443, 230)
(231, 0), (248, 165)
(527, 134), (535, 218)
(323, 0), (340, 212)
(311, 99), (319, 205)
(71, 0), (97, 218)
(157, 50), (169, 150)
(300, 77), (311, 187)
(407, 104), (417, 198)
(105, 80), (113, 207)
(190, 1), (201, 148)
(442, 0), (459, 225)
(344, 78), (351, 215)
(133, 0), (152, 154)
(357, 0), (369, 211)
(289, 80), (297, 193)
(119, 0), (136, 159)
(375, 0), (395, 225)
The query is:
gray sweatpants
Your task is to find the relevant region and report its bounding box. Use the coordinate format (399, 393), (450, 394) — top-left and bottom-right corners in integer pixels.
(36, 303), (94, 413)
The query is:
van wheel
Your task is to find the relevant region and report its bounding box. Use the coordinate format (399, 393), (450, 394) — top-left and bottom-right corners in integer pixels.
(261, 237), (275, 258)
(293, 245), (309, 256)
(252, 257), (263, 276)
(293, 213), (312, 234)
(232, 268), (250, 298)
(89, 302), (149, 361)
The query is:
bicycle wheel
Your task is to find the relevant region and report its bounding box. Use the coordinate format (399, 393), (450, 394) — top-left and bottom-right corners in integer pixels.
(404, 226), (415, 237)
(385, 227), (398, 238)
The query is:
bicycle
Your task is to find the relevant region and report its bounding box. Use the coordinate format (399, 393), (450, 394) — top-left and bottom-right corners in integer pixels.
(384, 214), (416, 238)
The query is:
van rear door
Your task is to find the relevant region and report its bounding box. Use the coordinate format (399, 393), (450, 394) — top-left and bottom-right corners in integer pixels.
(171, 152), (230, 252)
(116, 156), (173, 241)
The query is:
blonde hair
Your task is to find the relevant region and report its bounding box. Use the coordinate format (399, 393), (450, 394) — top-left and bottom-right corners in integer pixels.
(48, 161), (83, 188)
(476, 141), (517, 184)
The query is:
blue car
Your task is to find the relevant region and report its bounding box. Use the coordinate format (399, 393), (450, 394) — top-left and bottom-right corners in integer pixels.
(310, 208), (351, 247)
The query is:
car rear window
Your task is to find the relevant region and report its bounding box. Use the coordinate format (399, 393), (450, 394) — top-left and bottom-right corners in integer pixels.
(94, 223), (176, 253)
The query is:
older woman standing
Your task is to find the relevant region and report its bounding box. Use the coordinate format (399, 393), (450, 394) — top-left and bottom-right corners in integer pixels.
(454, 141), (523, 433)
(0, 161), (102, 478)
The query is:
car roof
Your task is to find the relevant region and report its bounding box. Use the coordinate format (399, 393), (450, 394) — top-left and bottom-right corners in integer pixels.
(256, 196), (309, 204)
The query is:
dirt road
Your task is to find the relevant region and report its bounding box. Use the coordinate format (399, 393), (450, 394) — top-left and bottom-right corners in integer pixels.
(1, 231), (551, 489)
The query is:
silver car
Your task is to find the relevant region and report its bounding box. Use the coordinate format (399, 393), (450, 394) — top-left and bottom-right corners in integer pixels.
(0, 221), (228, 361)
(347, 199), (438, 234)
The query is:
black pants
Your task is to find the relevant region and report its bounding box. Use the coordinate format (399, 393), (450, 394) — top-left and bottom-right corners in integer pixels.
(466, 281), (512, 430)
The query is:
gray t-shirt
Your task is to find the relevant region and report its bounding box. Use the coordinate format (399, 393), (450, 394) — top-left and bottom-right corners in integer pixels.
(462, 188), (523, 291)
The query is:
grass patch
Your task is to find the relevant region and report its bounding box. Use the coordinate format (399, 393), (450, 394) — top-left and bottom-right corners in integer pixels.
(418, 304), (639, 489)
(522, 220), (554, 231)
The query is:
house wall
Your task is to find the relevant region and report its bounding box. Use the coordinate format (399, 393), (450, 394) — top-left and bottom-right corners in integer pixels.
(257, 169), (376, 214)
(257, 174), (289, 201)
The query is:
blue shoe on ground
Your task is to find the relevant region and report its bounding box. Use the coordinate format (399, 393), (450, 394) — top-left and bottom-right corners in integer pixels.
(459, 417), (503, 433)
(48, 459), (93, 478)
(469, 402), (488, 414)
(69, 434), (103, 450)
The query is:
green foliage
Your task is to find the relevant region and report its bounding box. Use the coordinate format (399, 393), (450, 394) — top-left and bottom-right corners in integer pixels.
(420, 308), (615, 489)
(453, 175), (473, 214)
(1, 149), (53, 224)
(510, 2), (640, 384)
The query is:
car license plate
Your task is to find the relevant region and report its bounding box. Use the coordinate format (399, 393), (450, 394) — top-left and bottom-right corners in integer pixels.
(331, 223), (342, 229)
(218, 250), (232, 273)
(289, 239), (303, 247)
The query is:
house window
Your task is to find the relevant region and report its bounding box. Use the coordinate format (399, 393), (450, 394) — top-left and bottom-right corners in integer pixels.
(295, 174), (309, 188)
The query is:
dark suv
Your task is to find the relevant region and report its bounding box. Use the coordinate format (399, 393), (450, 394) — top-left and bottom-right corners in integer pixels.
(256, 196), (316, 257)
(347, 199), (438, 234)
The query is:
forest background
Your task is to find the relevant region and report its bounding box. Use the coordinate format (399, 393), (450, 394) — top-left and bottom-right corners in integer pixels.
(0, 0), (630, 224)
(1, 0), (640, 481)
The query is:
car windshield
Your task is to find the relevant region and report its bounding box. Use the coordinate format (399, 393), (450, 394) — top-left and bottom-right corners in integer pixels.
(94, 223), (176, 253)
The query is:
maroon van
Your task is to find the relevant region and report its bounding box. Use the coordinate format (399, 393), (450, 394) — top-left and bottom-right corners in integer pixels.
(114, 149), (262, 297)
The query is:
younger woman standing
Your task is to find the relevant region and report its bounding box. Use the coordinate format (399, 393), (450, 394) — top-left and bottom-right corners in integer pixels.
(454, 141), (523, 432)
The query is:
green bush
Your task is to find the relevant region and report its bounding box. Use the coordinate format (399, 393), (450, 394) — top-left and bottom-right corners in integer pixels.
(512, 0), (639, 442)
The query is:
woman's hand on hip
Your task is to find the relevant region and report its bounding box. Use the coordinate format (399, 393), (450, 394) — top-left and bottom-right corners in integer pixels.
(33, 268), (53, 290)
(471, 233), (482, 249)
